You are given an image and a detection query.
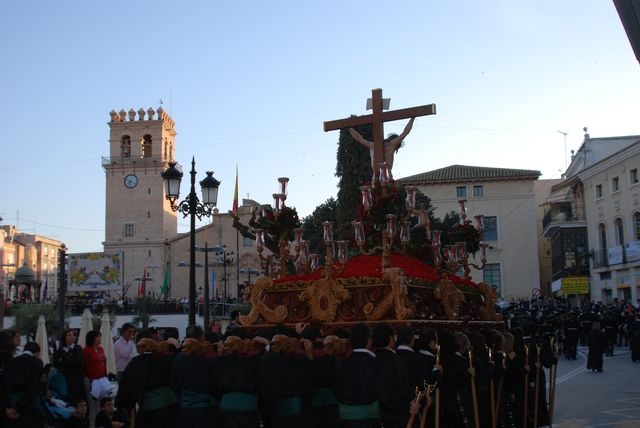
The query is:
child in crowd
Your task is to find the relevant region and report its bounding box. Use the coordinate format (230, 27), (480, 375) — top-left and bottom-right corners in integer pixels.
(95, 397), (127, 428)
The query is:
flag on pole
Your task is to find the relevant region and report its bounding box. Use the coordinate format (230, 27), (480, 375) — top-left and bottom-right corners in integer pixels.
(231, 165), (239, 217)
(138, 268), (147, 298)
(161, 269), (170, 296)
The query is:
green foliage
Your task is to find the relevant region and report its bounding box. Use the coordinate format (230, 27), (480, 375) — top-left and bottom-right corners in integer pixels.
(133, 296), (157, 329)
(91, 311), (117, 331)
(301, 197), (338, 254)
(12, 304), (69, 338)
(335, 124), (374, 239)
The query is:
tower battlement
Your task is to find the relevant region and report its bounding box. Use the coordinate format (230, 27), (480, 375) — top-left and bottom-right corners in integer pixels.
(109, 107), (175, 128)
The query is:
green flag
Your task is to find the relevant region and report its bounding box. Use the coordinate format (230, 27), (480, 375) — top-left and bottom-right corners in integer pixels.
(161, 270), (170, 295)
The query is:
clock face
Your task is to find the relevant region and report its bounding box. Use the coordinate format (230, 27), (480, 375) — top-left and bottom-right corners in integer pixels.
(124, 174), (138, 189)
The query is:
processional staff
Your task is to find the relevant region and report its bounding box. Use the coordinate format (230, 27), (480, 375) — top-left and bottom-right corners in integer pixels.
(494, 349), (506, 428)
(468, 350), (480, 428)
(548, 339), (559, 428)
(523, 345), (529, 428)
(406, 386), (424, 428)
(420, 345), (441, 428)
(487, 346), (496, 428)
(533, 344), (541, 428)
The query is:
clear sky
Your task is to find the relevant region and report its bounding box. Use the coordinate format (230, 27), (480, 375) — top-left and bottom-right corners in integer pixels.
(1, 1), (639, 253)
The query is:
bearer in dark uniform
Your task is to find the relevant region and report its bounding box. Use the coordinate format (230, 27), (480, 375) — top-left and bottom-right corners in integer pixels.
(335, 323), (387, 428)
(215, 335), (260, 428)
(171, 332), (218, 428)
(116, 338), (176, 428)
(395, 326), (428, 393)
(564, 314), (579, 360)
(372, 323), (416, 428)
(310, 335), (344, 428)
(258, 334), (312, 428)
(526, 323), (557, 427)
(3, 342), (44, 428)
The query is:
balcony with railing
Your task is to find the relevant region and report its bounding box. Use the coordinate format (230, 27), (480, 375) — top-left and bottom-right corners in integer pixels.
(543, 205), (586, 237)
(592, 240), (640, 269)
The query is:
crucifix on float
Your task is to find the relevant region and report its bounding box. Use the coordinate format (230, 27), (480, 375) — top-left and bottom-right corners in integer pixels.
(324, 88), (436, 182)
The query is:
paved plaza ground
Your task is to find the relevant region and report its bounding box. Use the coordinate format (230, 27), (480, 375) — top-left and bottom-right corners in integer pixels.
(554, 345), (640, 427)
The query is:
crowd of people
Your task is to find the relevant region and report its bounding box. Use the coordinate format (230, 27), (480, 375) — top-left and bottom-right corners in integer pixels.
(0, 297), (638, 428)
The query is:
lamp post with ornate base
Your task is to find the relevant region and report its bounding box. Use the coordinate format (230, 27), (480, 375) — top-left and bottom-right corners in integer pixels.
(162, 157), (220, 326)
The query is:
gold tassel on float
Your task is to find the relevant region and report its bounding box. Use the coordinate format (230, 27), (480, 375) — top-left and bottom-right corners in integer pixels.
(533, 345), (541, 428)
(468, 350), (480, 428)
(523, 345), (529, 428)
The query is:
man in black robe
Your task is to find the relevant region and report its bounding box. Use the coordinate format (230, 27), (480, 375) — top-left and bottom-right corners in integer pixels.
(587, 321), (606, 372)
(372, 323), (417, 428)
(335, 323), (390, 428)
(258, 334), (312, 428)
(3, 342), (44, 428)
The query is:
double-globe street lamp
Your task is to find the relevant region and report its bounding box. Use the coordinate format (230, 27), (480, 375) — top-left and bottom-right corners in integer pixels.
(162, 157), (221, 326)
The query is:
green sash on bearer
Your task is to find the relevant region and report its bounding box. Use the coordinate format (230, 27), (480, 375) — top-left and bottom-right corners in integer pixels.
(274, 396), (303, 416)
(220, 391), (258, 412)
(338, 401), (380, 420)
(312, 388), (338, 407)
(179, 389), (217, 409)
(143, 386), (178, 411)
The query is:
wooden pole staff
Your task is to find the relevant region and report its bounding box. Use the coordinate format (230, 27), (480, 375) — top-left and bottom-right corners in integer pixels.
(533, 345), (541, 428)
(130, 407), (137, 428)
(429, 345), (441, 428)
(406, 387), (423, 428)
(488, 346), (496, 428)
(523, 345), (529, 428)
(494, 351), (506, 428)
(548, 340), (559, 428)
(468, 350), (480, 428)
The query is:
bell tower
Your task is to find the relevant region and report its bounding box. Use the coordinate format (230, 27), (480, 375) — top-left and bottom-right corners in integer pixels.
(103, 107), (177, 295)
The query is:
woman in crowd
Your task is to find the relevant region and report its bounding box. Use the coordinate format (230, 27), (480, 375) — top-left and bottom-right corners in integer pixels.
(83, 331), (107, 383)
(52, 329), (86, 405)
(116, 338), (177, 428)
(215, 335), (260, 428)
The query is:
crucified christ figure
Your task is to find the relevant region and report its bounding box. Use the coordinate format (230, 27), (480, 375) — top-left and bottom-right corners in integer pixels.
(348, 117), (415, 181)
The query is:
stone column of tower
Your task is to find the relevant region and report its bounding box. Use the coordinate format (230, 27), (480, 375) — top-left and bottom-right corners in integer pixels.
(103, 108), (177, 298)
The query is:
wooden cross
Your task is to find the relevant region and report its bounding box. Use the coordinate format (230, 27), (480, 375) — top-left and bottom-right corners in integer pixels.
(324, 88), (436, 181)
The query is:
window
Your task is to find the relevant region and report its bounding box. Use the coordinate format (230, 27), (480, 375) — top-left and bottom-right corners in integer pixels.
(121, 135), (131, 158)
(631, 168), (639, 185)
(595, 184), (603, 199)
(615, 218), (624, 245)
(243, 236), (253, 247)
(43, 247), (48, 256)
(612, 176), (620, 192)
(473, 185), (484, 197)
(483, 263), (501, 296)
(483, 216), (498, 241)
(124, 223), (134, 237)
(142, 134), (152, 158)
(456, 186), (467, 198)
(599, 271), (611, 280)
(636, 213), (640, 240)
(599, 223), (607, 251)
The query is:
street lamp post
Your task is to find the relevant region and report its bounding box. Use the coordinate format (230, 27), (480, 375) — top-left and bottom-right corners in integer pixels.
(217, 249), (235, 298)
(57, 244), (66, 329)
(162, 158), (220, 326)
(196, 243), (224, 330)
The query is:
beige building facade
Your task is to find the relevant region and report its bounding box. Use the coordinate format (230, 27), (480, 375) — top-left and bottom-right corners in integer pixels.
(581, 140), (640, 303)
(398, 165), (541, 300)
(0, 225), (63, 301)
